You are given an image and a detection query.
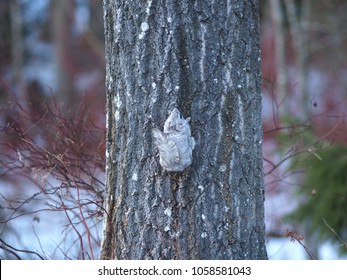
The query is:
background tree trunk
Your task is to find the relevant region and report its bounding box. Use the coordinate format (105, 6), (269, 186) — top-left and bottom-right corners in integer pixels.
(269, 0), (288, 109)
(100, 0), (267, 260)
(52, 0), (77, 106)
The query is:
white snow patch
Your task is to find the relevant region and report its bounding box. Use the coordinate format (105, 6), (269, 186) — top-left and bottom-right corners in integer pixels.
(146, 0), (153, 14)
(141, 22), (149, 32)
(164, 226), (170, 232)
(114, 95), (122, 109)
(139, 22), (149, 39)
(132, 173), (138, 181)
(164, 208), (172, 217)
(139, 0), (152, 39)
(219, 164), (227, 172)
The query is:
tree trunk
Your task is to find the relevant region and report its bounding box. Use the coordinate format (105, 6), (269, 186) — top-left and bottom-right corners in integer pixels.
(285, 0), (311, 116)
(269, 0), (288, 109)
(100, 0), (267, 260)
(52, 0), (77, 106)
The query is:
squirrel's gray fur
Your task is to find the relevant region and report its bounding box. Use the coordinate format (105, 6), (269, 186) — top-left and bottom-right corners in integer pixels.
(152, 108), (195, 172)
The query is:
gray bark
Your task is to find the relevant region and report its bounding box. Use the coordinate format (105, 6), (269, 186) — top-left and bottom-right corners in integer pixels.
(100, 0), (267, 260)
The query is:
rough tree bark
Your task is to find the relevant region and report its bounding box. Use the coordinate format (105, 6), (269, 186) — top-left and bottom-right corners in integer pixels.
(100, 0), (267, 260)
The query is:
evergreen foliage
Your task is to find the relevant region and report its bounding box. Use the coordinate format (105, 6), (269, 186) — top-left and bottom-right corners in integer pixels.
(291, 145), (347, 254)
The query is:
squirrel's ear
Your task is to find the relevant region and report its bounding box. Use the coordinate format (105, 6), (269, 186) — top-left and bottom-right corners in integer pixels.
(186, 117), (191, 123)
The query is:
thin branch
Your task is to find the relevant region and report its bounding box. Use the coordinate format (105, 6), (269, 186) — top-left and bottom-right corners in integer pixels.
(0, 238), (45, 260)
(323, 218), (347, 250)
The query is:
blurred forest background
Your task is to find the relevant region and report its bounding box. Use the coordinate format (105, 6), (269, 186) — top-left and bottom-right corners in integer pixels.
(0, 0), (346, 259)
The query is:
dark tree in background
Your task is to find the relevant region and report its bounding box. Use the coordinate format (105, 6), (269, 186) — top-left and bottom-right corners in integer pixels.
(100, 0), (267, 260)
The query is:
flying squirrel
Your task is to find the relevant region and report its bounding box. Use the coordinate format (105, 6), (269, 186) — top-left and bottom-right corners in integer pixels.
(152, 108), (195, 172)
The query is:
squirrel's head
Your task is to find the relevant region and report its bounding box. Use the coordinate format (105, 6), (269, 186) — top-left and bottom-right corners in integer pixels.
(163, 108), (191, 134)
